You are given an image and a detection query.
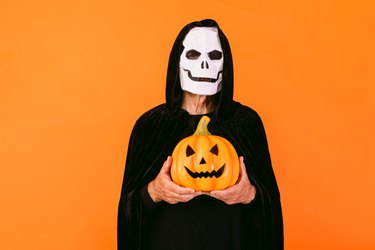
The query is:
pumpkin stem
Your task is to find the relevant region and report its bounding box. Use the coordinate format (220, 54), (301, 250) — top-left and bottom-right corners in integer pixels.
(194, 116), (212, 136)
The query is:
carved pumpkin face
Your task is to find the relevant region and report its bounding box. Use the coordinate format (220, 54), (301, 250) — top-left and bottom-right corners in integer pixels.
(171, 116), (239, 191)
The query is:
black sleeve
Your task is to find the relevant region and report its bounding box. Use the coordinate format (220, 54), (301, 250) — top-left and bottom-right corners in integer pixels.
(139, 185), (162, 216)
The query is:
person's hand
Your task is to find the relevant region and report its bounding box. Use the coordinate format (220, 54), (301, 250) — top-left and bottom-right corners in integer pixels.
(205, 156), (256, 205)
(148, 156), (201, 204)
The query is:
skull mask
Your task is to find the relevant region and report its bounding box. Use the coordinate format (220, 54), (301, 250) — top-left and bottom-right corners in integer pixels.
(179, 27), (224, 96)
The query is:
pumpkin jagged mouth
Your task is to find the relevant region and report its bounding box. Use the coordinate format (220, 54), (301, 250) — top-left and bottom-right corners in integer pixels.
(184, 165), (225, 179)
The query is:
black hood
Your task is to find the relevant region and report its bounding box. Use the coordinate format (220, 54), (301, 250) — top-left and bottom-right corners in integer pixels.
(165, 19), (235, 120)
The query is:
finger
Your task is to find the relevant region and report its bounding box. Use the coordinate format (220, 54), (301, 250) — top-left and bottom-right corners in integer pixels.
(210, 188), (240, 205)
(212, 180), (241, 197)
(206, 190), (218, 199)
(194, 191), (203, 197)
(208, 191), (228, 203)
(177, 192), (198, 202)
(210, 188), (229, 198)
(168, 181), (195, 195)
(168, 189), (197, 203)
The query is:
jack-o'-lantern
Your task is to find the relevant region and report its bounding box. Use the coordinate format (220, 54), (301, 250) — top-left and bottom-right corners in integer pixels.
(171, 115), (239, 191)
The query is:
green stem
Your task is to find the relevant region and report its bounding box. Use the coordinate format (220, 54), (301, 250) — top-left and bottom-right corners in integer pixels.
(194, 115), (212, 136)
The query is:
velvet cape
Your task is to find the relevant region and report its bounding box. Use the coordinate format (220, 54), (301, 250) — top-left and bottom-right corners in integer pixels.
(117, 19), (283, 250)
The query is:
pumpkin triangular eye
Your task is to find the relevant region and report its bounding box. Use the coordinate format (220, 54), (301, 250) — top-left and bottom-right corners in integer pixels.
(210, 144), (219, 155)
(186, 145), (195, 157)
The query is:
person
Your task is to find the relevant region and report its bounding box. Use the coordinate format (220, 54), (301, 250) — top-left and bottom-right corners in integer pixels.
(118, 19), (283, 250)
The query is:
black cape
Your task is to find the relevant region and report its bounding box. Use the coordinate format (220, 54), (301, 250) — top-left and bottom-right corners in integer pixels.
(118, 19), (283, 250)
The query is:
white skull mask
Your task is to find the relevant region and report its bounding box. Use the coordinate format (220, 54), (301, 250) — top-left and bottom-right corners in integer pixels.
(179, 27), (223, 96)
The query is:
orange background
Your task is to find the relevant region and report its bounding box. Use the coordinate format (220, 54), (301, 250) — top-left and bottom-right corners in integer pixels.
(1, 0), (374, 249)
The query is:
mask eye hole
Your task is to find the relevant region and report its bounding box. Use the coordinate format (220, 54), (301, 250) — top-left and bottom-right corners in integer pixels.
(208, 50), (223, 60)
(186, 145), (195, 157)
(186, 50), (201, 60)
(210, 144), (219, 156)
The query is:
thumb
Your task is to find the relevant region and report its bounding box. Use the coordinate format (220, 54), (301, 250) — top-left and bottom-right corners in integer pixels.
(161, 156), (172, 173)
(240, 157), (247, 171)
(242, 157), (249, 175)
(238, 156), (247, 181)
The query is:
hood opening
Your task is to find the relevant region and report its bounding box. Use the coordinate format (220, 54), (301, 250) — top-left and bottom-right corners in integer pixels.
(166, 19), (235, 121)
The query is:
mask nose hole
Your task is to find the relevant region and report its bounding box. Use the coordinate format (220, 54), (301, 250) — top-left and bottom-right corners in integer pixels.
(201, 61), (209, 69)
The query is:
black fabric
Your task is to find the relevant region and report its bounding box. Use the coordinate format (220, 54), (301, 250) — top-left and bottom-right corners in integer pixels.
(143, 195), (243, 250)
(118, 19), (283, 250)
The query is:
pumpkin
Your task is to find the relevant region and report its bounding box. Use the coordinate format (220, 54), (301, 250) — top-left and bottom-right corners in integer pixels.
(171, 115), (240, 191)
